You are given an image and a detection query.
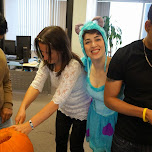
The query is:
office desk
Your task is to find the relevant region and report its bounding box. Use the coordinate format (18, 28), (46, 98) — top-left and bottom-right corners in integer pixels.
(7, 61), (23, 67)
(8, 59), (51, 94)
(7, 58), (39, 71)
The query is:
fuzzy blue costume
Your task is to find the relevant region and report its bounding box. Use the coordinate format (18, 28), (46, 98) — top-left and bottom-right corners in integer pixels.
(79, 20), (124, 152)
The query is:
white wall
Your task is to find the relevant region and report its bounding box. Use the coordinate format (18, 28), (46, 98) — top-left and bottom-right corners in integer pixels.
(71, 0), (87, 57)
(86, 0), (97, 21)
(72, 0), (97, 57)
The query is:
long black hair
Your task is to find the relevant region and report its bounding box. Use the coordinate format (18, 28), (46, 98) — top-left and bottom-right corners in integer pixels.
(0, 13), (8, 35)
(35, 26), (83, 76)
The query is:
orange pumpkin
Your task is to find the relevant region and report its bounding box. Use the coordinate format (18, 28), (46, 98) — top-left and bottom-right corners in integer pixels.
(0, 128), (34, 152)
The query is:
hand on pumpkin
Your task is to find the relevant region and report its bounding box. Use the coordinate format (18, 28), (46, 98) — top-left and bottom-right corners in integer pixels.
(10, 121), (32, 135)
(15, 108), (26, 125)
(1, 108), (13, 123)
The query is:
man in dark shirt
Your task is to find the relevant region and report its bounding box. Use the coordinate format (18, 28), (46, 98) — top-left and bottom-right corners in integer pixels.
(104, 4), (152, 152)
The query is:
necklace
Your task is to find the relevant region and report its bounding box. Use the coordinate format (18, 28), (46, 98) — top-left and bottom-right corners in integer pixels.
(143, 41), (152, 68)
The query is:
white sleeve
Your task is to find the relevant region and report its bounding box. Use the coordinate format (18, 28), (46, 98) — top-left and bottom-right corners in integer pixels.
(52, 60), (82, 105)
(30, 61), (49, 92)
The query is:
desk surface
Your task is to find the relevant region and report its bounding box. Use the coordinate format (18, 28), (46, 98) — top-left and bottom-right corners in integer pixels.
(7, 58), (39, 68)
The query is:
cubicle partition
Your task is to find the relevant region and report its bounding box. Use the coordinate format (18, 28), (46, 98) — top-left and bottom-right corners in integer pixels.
(10, 70), (51, 94)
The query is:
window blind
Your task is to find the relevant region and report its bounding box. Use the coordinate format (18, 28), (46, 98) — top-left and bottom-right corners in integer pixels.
(5, 0), (66, 50)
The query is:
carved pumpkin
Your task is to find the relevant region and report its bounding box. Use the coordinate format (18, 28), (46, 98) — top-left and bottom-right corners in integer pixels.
(0, 128), (34, 152)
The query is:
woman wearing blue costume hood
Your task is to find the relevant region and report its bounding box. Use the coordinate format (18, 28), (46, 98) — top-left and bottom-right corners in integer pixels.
(75, 17), (123, 152)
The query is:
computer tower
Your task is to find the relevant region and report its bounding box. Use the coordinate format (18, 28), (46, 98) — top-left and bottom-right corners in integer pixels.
(16, 36), (31, 60)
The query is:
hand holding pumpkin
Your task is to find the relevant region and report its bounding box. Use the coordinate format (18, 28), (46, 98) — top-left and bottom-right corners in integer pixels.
(10, 121), (32, 135)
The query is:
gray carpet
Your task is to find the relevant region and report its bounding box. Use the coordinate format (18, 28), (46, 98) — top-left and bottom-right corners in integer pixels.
(12, 91), (92, 152)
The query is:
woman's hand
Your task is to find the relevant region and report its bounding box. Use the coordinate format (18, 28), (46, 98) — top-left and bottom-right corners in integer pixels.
(10, 121), (32, 135)
(15, 107), (26, 125)
(15, 86), (40, 125)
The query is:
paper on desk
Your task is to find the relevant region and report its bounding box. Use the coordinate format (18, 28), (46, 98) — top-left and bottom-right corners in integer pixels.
(23, 61), (39, 67)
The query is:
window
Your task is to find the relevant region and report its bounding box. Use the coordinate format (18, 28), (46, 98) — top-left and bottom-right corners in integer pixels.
(110, 2), (143, 47)
(97, 1), (151, 56)
(5, 0), (67, 51)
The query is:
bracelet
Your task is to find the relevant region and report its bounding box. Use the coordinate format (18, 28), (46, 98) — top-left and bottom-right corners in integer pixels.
(143, 108), (148, 122)
(29, 120), (34, 130)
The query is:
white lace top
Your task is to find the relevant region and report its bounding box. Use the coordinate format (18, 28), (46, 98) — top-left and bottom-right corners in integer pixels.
(31, 59), (91, 120)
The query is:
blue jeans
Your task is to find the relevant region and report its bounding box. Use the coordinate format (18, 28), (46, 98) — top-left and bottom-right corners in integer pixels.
(111, 133), (152, 152)
(0, 117), (13, 129)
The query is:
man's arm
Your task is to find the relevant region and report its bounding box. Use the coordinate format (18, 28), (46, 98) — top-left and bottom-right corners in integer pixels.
(104, 78), (149, 120)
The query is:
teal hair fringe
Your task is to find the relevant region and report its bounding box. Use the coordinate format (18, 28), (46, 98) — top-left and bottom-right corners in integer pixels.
(79, 21), (108, 76)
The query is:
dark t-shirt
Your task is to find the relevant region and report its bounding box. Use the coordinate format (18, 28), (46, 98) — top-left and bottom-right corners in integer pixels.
(107, 40), (152, 144)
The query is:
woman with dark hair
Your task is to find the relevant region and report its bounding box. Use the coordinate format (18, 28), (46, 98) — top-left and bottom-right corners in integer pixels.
(75, 17), (124, 152)
(11, 26), (91, 152)
(35, 26), (83, 76)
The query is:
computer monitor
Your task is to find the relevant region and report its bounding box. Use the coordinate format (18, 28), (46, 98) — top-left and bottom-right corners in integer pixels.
(16, 36), (31, 60)
(4, 40), (16, 55)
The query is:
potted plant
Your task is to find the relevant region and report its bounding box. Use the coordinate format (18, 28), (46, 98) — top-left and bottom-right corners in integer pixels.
(103, 16), (122, 57)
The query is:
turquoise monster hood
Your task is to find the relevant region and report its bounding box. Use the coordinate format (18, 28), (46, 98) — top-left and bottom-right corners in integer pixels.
(79, 21), (108, 76)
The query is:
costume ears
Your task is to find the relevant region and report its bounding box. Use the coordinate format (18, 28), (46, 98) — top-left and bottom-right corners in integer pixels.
(75, 24), (84, 34)
(75, 16), (104, 35)
(92, 16), (104, 27)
